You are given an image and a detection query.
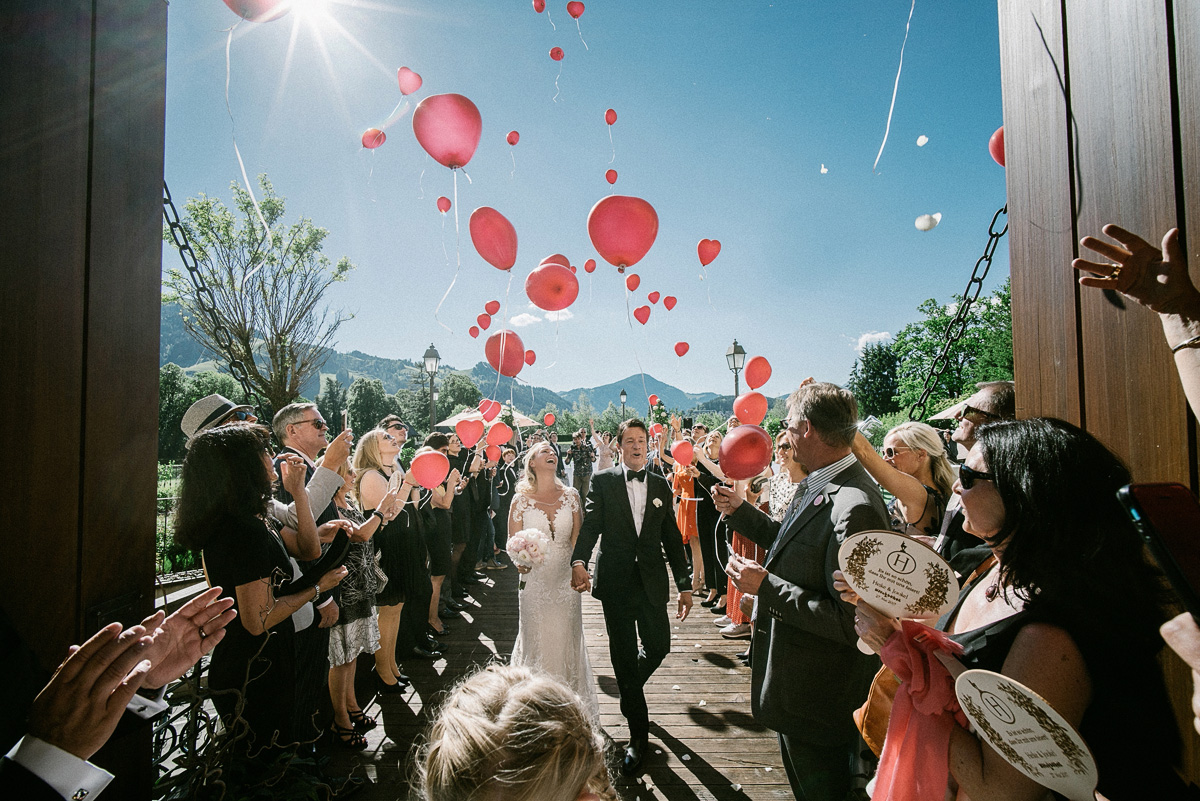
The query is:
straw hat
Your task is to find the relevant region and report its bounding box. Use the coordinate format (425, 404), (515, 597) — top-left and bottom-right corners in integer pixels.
(181, 394), (254, 446)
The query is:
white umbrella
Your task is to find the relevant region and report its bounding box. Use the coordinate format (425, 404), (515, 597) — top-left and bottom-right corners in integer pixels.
(928, 400), (966, 421)
(437, 406), (539, 428)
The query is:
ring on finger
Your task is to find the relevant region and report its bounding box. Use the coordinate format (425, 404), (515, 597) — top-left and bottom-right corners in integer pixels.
(1109, 263), (1123, 278)
(198, 626), (208, 639)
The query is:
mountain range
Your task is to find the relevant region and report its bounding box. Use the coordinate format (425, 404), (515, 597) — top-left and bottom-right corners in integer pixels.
(160, 303), (729, 414)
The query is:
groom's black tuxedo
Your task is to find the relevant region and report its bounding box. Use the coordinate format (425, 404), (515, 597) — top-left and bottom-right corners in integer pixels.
(572, 465), (691, 740)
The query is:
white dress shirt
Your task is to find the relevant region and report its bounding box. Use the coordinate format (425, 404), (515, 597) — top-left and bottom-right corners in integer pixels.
(623, 463), (649, 536)
(6, 735), (113, 799)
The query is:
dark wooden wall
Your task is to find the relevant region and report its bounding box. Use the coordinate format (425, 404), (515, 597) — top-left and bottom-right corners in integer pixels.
(999, 0), (1200, 781)
(0, 0), (166, 793)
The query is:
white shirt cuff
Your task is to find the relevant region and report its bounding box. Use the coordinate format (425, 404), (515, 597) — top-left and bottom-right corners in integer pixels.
(6, 735), (114, 800)
(126, 685), (169, 720)
(316, 597), (335, 609)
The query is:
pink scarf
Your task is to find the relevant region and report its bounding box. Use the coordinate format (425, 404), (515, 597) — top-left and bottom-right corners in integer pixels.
(871, 620), (967, 801)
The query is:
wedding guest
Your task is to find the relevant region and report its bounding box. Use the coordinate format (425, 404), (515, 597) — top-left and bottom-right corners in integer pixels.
(720, 473), (771, 640)
(695, 429), (727, 609)
(565, 429), (597, 500)
(422, 434), (462, 628)
(851, 418), (1187, 800)
(669, 440), (704, 593)
(850, 421), (955, 543)
(589, 420), (618, 471)
(414, 665), (615, 801)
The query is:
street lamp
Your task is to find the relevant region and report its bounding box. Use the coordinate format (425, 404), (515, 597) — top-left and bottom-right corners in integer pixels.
(619, 388), (627, 419)
(423, 343), (440, 432)
(726, 339), (746, 397)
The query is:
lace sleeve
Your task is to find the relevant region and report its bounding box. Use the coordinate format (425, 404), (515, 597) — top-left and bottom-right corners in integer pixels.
(510, 493), (531, 531)
(566, 487), (583, 516)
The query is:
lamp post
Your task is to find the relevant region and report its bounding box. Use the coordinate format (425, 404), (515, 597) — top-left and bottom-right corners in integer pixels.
(619, 388), (627, 420)
(726, 339), (746, 397)
(423, 343), (440, 432)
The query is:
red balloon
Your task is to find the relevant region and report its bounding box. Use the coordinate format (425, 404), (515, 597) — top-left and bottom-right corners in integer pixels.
(468, 326), (480, 338)
(648, 394), (659, 407)
(412, 93), (482, 169)
(584, 258), (597, 273)
(989, 125), (1005, 167)
(567, 1), (585, 18)
(222, 0), (289, 22)
(477, 313), (492, 330)
(533, 0), (545, 11)
(648, 291), (660, 304)
(480, 399), (502, 422)
(507, 130), (520, 146)
(569, 265), (577, 273)
(486, 421), (513, 446)
(633, 305), (650, 325)
(544, 413), (556, 426)
(484, 300), (501, 315)
(485, 330), (525, 377)
(469, 207), (518, 271)
(697, 238), (721, 266)
(674, 342), (689, 357)
(605, 108), (617, 125)
(649, 423), (663, 437)
(525, 349), (536, 365)
(671, 440), (694, 465)
(587, 195), (659, 268)
(410, 450), (451, 489)
(663, 295), (677, 311)
(485, 444), (502, 462)
(455, 419), (485, 448)
(525, 263), (579, 311)
(625, 274), (641, 291)
(397, 66), (423, 96)
(550, 47), (564, 61)
(437, 196), (451, 213)
(719, 425), (773, 480)
(733, 391), (769, 426)
(361, 128), (386, 149)
(744, 356), (772, 390)
(539, 253), (570, 268)
(606, 169), (618, 185)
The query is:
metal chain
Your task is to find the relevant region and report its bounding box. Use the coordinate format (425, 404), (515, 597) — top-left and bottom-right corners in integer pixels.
(163, 181), (268, 417)
(907, 204), (1008, 421)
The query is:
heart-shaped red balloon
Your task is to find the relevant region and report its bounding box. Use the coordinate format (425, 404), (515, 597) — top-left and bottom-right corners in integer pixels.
(648, 394), (659, 407)
(397, 66), (423, 96)
(412, 93), (482, 169)
(633, 305), (650, 325)
(733, 392), (769, 426)
(481, 399), (502, 421)
(484, 300), (500, 315)
(698, 238), (721, 266)
(468, 326), (480, 339)
(487, 421), (513, 446)
(455, 419), (485, 448)
(485, 444), (501, 461)
(567, 1), (584, 18)
(525, 350), (536, 366)
(361, 128), (386, 149)
(648, 291), (660, 304)
(588, 195), (659, 269)
(584, 258), (596, 273)
(437, 196), (451, 213)
(477, 313), (491, 330)
(533, 0), (545, 10)
(663, 296), (677, 311)
(674, 342), (689, 357)
(625, 274), (640, 292)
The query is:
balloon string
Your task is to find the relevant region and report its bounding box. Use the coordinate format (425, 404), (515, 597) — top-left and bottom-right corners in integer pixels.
(418, 168), (426, 200)
(873, 0), (916, 174)
(575, 20), (588, 50)
(622, 281), (651, 418)
(553, 63), (562, 103)
(379, 97), (412, 131)
(547, 6), (556, 30)
(608, 127), (615, 164)
(510, 150), (516, 181)
(544, 316), (560, 370)
(433, 170), (460, 332)
(223, 21), (272, 287)
(441, 213), (449, 267)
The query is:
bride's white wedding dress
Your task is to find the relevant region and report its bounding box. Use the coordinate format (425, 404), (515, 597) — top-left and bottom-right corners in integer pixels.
(509, 489), (600, 721)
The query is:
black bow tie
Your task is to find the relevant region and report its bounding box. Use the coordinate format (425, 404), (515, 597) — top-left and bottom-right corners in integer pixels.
(626, 469), (646, 483)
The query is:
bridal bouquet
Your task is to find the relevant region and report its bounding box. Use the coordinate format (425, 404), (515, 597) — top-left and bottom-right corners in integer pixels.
(507, 527), (552, 590)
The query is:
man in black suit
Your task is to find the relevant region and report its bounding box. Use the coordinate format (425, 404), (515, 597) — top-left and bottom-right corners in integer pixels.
(715, 382), (888, 801)
(571, 418), (693, 776)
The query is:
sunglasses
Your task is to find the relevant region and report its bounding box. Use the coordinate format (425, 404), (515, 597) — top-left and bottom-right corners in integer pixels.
(777, 443), (792, 451)
(297, 418), (328, 431)
(960, 404), (999, 421)
(228, 410), (255, 422)
(881, 445), (912, 459)
(959, 463), (996, 490)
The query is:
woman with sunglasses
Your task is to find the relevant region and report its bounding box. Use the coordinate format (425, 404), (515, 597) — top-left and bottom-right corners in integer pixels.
(849, 421), (955, 543)
(848, 418), (1186, 800)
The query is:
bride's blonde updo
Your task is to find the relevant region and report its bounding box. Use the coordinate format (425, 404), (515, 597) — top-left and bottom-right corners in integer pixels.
(515, 442), (563, 496)
(414, 664), (614, 801)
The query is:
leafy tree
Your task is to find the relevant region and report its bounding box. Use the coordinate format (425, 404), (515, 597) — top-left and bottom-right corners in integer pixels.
(316, 377), (348, 435)
(162, 175), (355, 414)
(847, 341), (901, 418)
(435, 373), (483, 424)
(346, 377), (399, 434)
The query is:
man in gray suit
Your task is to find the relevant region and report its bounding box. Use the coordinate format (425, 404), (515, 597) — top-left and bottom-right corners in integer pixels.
(714, 382), (888, 801)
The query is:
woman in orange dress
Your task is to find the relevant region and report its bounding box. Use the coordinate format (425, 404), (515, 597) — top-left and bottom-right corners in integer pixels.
(670, 441), (704, 593)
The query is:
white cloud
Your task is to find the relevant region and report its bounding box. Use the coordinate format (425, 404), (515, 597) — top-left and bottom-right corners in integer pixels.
(544, 309), (574, 322)
(855, 331), (892, 353)
(509, 313), (541, 327)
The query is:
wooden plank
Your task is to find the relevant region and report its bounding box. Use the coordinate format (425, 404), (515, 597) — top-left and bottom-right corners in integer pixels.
(997, 0), (1082, 423)
(1066, 0), (1189, 481)
(0, 2), (91, 668)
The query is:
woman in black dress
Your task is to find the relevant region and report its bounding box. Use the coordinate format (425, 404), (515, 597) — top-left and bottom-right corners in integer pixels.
(421, 433), (458, 632)
(174, 423), (347, 752)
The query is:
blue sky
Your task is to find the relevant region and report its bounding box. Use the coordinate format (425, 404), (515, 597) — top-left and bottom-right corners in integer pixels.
(164, 0), (1008, 401)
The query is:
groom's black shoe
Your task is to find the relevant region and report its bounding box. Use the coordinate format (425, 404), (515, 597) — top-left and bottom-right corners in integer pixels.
(621, 735), (648, 776)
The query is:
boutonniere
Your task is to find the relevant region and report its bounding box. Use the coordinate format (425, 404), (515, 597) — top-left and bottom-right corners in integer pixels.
(653, 497), (663, 508)
(813, 495), (824, 507)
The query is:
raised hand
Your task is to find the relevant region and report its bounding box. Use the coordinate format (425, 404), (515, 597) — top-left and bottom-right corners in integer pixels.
(1074, 225), (1197, 315)
(317, 518), (352, 543)
(324, 428), (353, 466)
(278, 454), (307, 496)
(141, 586), (236, 689)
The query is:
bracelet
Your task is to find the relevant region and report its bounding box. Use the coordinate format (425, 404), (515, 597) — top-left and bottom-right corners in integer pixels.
(1171, 333), (1200, 353)
(313, 584), (322, 598)
(371, 508), (385, 521)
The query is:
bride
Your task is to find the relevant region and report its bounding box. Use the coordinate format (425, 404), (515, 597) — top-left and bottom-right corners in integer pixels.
(509, 441), (600, 721)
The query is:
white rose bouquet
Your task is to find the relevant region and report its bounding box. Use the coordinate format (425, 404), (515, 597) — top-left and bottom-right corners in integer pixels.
(506, 527), (552, 590)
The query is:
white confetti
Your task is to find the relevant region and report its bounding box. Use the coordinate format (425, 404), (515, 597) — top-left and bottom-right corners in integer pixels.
(933, 212), (943, 223)
(655, 749), (663, 755)
(671, 634), (678, 639)
(917, 134), (929, 146)
(764, 766), (773, 772)
(698, 699), (707, 706)
(672, 684), (681, 690)
(694, 643), (702, 648)
(682, 754), (692, 761)
(915, 213), (940, 232)
(732, 784), (742, 792)
(820, 163), (828, 174)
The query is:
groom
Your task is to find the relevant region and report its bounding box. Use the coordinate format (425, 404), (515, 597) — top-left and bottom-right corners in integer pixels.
(571, 418), (693, 775)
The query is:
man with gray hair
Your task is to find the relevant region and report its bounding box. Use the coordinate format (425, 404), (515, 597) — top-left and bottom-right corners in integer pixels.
(714, 381), (888, 800)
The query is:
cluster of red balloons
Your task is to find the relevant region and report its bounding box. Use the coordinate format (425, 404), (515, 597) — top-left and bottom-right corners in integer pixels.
(359, 67), (423, 151)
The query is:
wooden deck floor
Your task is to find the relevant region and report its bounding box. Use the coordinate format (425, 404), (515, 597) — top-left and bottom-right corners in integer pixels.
(332, 563), (791, 800)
